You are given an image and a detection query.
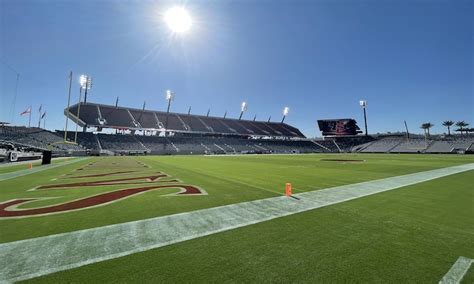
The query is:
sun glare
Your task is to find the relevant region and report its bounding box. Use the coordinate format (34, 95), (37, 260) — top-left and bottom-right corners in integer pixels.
(164, 7), (192, 33)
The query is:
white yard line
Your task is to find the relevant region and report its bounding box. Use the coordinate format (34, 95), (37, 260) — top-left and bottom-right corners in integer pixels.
(439, 256), (473, 284)
(0, 157), (73, 168)
(0, 163), (472, 282)
(0, 158), (88, 182)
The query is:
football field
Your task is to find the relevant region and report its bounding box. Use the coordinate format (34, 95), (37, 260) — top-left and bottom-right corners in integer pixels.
(1, 154), (473, 283)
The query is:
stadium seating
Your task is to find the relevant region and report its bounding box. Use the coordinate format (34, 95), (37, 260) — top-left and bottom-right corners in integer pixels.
(68, 104), (100, 125)
(66, 103), (306, 138)
(98, 134), (147, 153)
(56, 131), (101, 151)
(359, 138), (403, 153)
(390, 139), (431, 153)
(355, 135), (474, 154)
(2, 124), (473, 157)
(1, 126), (84, 153)
(425, 137), (474, 153)
(129, 110), (160, 129)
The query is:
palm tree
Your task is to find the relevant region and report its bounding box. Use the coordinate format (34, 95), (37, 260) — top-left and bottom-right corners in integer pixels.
(455, 121), (468, 135)
(420, 122), (434, 137)
(426, 122), (434, 136)
(442, 120), (454, 135)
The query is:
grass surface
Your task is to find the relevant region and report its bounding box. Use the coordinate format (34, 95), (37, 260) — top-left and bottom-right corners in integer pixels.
(24, 170), (474, 283)
(461, 264), (474, 284)
(1, 154), (473, 282)
(1, 154), (472, 243)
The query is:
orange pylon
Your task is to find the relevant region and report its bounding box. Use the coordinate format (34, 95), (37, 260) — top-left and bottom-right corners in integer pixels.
(28, 163), (33, 169)
(285, 183), (292, 196)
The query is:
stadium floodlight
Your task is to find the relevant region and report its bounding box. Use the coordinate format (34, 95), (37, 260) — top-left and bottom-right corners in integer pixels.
(79, 75), (87, 89)
(164, 90), (175, 136)
(75, 75), (87, 142)
(281, 106), (289, 123)
(166, 89), (175, 102)
(239, 101), (247, 120)
(79, 74), (92, 104)
(241, 101), (247, 112)
(359, 100), (368, 136)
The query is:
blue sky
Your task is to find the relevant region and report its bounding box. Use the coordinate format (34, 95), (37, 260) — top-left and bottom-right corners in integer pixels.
(1, 0), (472, 137)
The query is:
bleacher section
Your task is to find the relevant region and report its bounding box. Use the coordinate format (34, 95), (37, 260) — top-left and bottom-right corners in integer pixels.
(390, 139), (431, 153)
(0, 126), (84, 154)
(2, 125), (472, 157)
(98, 134), (146, 153)
(57, 131), (101, 151)
(357, 136), (474, 154)
(66, 102), (305, 138)
(359, 138), (402, 153)
(54, 132), (331, 155)
(425, 138), (474, 153)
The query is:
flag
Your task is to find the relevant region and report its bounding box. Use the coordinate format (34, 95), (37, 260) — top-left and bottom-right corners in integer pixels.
(20, 107), (31, 116)
(41, 112), (46, 119)
(38, 104), (42, 113)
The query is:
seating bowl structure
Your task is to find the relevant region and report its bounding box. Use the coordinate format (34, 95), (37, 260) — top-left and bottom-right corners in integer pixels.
(65, 102), (306, 138)
(2, 103), (473, 157)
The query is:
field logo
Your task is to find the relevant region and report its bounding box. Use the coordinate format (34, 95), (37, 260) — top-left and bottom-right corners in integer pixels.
(0, 170), (206, 218)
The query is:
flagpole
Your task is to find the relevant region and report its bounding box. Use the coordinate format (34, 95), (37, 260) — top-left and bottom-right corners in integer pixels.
(43, 113), (46, 129)
(37, 105), (42, 128)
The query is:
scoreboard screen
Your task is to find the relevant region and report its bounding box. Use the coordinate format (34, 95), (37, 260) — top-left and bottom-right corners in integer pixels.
(317, 119), (362, 136)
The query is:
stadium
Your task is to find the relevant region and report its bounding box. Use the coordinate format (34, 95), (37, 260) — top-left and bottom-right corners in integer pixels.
(1, 1), (473, 283)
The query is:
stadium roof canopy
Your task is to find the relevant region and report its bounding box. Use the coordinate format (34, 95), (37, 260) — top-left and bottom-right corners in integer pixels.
(65, 102), (305, 138)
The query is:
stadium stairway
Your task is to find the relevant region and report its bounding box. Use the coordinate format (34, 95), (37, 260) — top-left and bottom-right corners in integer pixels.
(213, 143), (227, 153)
(333, 140), (342, 153)
(200, 143), (211, 153)
(311, 140), (331, 152)
(134, 137), (150, 152)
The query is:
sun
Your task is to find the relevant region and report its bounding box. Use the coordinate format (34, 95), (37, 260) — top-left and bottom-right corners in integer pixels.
(164, 7), (192, 34)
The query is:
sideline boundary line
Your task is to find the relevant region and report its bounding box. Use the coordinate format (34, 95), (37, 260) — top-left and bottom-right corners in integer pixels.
(0, 158), (88, 182)
(0, 163), (472, 282)
(439, 256), (473, 284)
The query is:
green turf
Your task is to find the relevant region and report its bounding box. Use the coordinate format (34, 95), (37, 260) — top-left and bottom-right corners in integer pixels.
(23, 167), (474, 283)
(0, 154), (472, 243)
(1, 154), (473, 282)
(461, 264), (474, 284)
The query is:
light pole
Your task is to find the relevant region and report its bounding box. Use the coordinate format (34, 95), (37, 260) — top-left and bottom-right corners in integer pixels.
(74, 75), (88, 141)
(164, 89), (175, 136)
(83, 76), (92, 104)
(359, 100), (368, 136)
(281, 107), (289, 123)
(239, 101), (247, 120)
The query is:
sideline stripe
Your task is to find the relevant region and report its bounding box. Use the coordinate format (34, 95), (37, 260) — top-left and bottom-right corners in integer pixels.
(439, 256), (473, 284)
(0, 158), (88, 182)
(0, 163), (473, 282)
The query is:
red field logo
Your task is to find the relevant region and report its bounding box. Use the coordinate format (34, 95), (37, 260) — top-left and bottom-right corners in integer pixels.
(0, 170), (206, 218)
